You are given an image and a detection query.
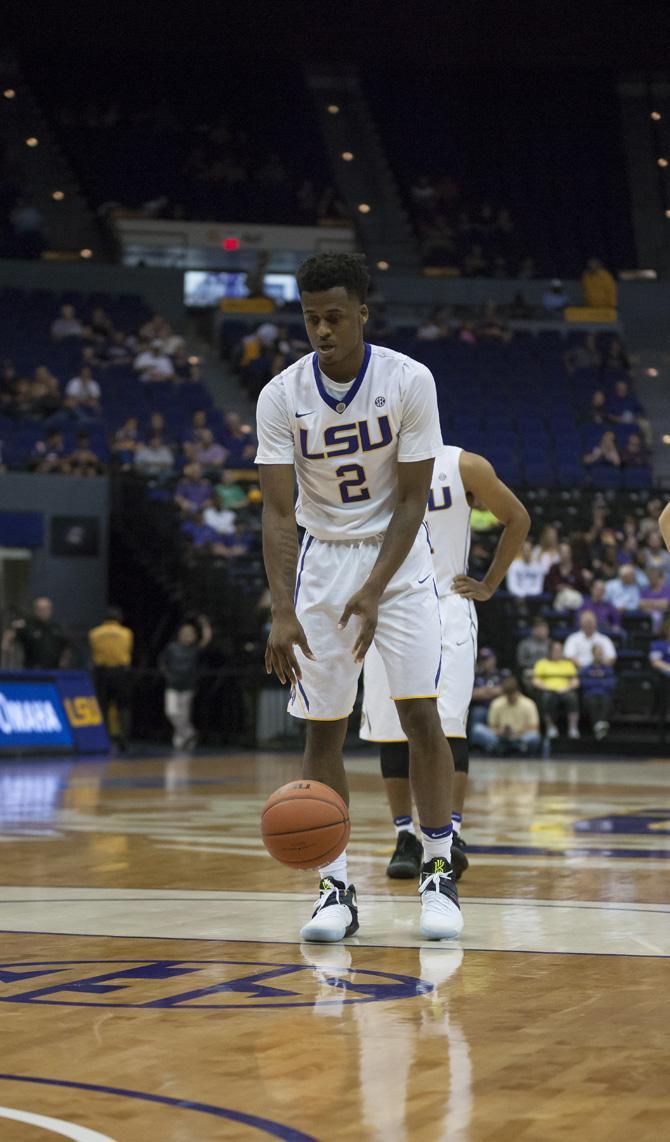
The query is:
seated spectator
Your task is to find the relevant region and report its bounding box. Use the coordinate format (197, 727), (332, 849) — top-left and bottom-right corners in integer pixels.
(642, 531), (670, 576)
(506, 540), (546, 598)
(532, 640), (580, 739)
(581, 257), (617, 310)
(457, 321), (477, 345)
(67, 431), (103, 475)
(582, 388), (608, 426)
(134, 340), (176, 382)
(516, 618), (551, 689)
(88, 306), (114, 339)
(579, 644), (616, 740)
(649, 615), (670, 683)
(416, 310), (450, 341)
(181, 510), (223, 552)
(469, 676), (541, 756)
(29, 430), (68, 473)
(469, 648), (508, 728)
(51, 303), (84, 341)
(174, 462), (212, 515)
(222, 412), (256, 468)
(604, 564), (642, 617)
(65, 365), (102, 419)
(576, 579), (620, 632)
(30, 370), (62, 421)
(621, 432), (649, 468)
(217, 519), (254, 558)
(214, 469), (249, 511)
(191, 428), (228, 473)
(104, 331), (133, 366)
(203, 490), (236, 536)
(639, 498), (663, 541)
(639, 567), (670, 632)
(564, 610), (617, 668)
(544, 542), (591, 597)
(111, 417), (139, 469)
(478, 302), (511, 342)
(532, 525), (561, 575)
(542, 279), (569, 313)
(9, 378), (38, 421)
(133, 433), (175, 479)
(602, 335), (630, 373)
(564, 332), (601, 376)
(606, 379), (643, 426)
(583, 430), (621, 469)
(462, 244), (488, 276)
(183, 409), (209, 442)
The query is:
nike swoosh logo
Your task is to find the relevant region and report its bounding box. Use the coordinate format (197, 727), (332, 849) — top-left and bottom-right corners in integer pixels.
(296, 410), (314, 418)
(418, 574), (432, 584)
(456, 638), (469, 646)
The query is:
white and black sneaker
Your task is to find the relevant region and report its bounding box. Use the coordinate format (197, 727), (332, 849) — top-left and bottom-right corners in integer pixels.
(300, 878), (359, 943)
(419, 858), (463, 940)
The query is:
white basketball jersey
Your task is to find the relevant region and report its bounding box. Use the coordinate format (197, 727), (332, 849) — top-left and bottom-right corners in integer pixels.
(255, 343), (443, 542)
(425, 444), (471, 596)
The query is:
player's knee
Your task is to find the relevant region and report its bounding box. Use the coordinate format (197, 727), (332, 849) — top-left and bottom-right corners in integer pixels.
(448, 736), (469, 774)
(395, 697), (440, 742)
(380, 741), (410, 779)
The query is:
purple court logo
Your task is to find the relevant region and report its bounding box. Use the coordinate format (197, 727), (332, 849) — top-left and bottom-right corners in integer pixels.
(0, 960), (432, 1010)
(374, 395), (386, 406)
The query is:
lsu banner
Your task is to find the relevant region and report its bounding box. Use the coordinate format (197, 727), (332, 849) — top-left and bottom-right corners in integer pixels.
(0, 671), (109, 754)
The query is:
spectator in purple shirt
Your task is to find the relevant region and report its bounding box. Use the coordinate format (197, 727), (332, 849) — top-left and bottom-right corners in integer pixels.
(174, 463), (213, 516)
(222, 412), (256, 468)
(575, 579), (621, 632)
(605, 379), (643, 425)
(639, 567), (670, 632)
(191, 428), (228, 472)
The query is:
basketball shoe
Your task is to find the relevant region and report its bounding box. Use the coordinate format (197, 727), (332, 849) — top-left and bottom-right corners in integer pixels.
(419, 857), (463, 939)
(300, 878), (359, 942)
(386, 830), (423, 879)
(450, 832), (469, 881)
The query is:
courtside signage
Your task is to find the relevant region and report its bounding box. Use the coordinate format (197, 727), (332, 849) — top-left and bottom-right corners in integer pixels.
(0, 683), (73, 749)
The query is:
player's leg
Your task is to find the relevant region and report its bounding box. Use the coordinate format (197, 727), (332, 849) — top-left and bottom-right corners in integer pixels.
(360, 643), (421, 877)
(292, 538), (369, 943)
(376, 535), (462, 938)
(448, 738), (470, 878)
(380, 742), (423, 878)
(438, 595), (477, 879)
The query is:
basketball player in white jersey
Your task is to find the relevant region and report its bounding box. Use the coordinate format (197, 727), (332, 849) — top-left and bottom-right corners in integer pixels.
(661, 502), (670, 552)
(256, 253), (461, 942)
(361, 443), (530, 879)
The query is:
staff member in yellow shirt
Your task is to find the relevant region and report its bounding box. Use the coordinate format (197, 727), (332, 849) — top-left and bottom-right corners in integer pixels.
(581, 257), (617, 310)
(89, 608), (134, 750)
(532, 640), (580, 741)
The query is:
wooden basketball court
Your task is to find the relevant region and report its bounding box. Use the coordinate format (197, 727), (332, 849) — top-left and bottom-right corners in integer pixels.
(0, 748), (669, 1140)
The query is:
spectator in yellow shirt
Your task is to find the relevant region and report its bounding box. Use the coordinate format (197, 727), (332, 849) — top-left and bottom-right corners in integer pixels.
(581, 257), (617, 310)
(532, 640), (580, 740)
(470, 676), (541, 755)
(89, 608), (134, 750)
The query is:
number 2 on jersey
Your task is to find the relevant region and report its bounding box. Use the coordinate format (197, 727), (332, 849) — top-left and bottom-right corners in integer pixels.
(336, 463), (370, 503)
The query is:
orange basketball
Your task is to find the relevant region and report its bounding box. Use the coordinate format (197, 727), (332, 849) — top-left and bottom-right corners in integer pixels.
(261, 779), (350, 870)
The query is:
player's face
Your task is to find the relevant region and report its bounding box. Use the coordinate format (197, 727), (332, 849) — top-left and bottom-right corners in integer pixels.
(300, 287), (368, 372)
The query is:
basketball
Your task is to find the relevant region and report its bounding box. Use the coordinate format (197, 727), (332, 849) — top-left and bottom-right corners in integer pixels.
(261, 780), (350, 869)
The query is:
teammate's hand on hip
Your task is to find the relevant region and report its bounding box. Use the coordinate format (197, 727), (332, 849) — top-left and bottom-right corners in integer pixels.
(265, 616), (315, 685)
(338, 587), (380, 663)
(452, 575), (493, 602)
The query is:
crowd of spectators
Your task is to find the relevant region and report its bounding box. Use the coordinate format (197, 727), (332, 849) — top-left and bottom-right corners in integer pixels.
(466, 496), (670, 753)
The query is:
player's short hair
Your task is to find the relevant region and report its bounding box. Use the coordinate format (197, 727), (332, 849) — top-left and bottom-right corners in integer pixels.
(296, 253), (370, 303)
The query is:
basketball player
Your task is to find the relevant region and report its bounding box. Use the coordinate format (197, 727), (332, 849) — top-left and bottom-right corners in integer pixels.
(361, 444), (530, 880)
(660, 502), (670, 552)
(256, 252), (461, 942)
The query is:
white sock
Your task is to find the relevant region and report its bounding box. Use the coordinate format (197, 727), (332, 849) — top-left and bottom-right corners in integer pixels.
(420, 825), (453, 863)
(451, 813), (462, 835)
(319, 850), (348, 886)
(393, 814), (416, 837)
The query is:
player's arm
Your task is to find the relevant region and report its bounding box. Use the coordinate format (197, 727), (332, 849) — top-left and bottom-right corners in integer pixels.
(339, 458), (434, 662)
(453, 452), (530, 602)
(259, 464), (315, 684)
(660, 504), (670, 552)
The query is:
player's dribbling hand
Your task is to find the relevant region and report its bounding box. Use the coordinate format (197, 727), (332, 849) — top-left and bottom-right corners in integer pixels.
(265, 615), (315, 685)
(452, 575), (494, 601)
(338, 587), (380, 663)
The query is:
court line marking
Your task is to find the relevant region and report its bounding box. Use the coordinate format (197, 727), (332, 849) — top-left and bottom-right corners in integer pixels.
(0, 930), (668, 960)
(0, 1075), (316, 1142)
(0, 1103), (116, 1141)
(1, 894), (668, 915)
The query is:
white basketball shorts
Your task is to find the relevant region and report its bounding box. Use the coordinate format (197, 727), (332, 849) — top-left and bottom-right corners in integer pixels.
(288, 524), (442, 721)
(360, 593), (478, 741)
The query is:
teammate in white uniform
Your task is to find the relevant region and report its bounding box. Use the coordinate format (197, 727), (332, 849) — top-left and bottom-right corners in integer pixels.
(362, 443), (530, 880)
(256, 253), (462, 942)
